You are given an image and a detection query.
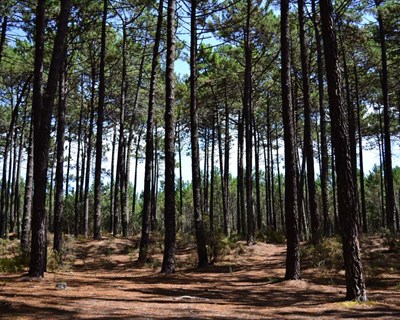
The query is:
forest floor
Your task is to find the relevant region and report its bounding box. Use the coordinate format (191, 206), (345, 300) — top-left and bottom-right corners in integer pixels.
(0, 233), (400, 319)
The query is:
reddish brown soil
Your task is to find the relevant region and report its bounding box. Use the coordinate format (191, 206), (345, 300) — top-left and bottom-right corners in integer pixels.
(1, 236), (399, 319)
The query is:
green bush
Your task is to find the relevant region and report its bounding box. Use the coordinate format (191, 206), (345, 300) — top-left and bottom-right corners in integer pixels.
(257, 227), (285, 244)
(382, 231), (400, 253)
(0, 253), (29, 273)
(301, 236), (343, 269)
(206, 231), (238, 263)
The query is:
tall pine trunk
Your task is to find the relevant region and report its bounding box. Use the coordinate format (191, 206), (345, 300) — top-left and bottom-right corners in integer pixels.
(311, 0), (330, 236)
(139, 0), (163, 262)
(320, 0), (367, 301)
(375, 0), (397, 232)
(29, 0), (71, 277)
(93, 0), (108, 240)
(298, 0), (320, 244)
(244, 0), (254, 245)
(161, 0), (177, 274)
(53, 59), (67, 253)
(281, 0), (301, 280)
(190, 0), (208, 267)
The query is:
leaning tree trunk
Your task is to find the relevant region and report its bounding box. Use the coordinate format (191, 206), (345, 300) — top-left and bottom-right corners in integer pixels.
(139, 0), (163, 262)
(298, 0), (321, 244)
(161, 0), (177, 274)
(281, 0), (301, 280)
(29, 0), (71, 277)
(320, 0), (367, 301)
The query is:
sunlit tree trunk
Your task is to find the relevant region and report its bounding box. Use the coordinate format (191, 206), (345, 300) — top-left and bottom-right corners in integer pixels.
(375, 0), (397, 233)
(161, 0), (177, 274)
(311, 0), (330, 236)
(139, 0), (163, 262)
(298, 0), (320, 244)
(320, 0), (367, 301)
(244, 0), (254, 245)
(54, 59), (67, 253)
(30, 0), (71, 277)
(281, 0), (300, 280)
(93, 0), (108, 240)
(190, 0), (208, 267)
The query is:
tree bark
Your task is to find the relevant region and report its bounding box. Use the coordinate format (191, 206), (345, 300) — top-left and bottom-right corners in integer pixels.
(30, 0), (71, 277)
(244, 0), (254, 245)
(281, 0), (301, 280)
(93, 0), (108, 240)
(311, 0), (330, 236)
(21, 120), (34, 252)
(320, 0), (367, 301)
(0, 16), (7, 66)
(354, 62), (367, 233)
(53, 59), (67, 253)
(161, 0), (177, 274)
(375, 0), (397, 233)
(298, 0), (321, 244)
(139, 0), (163, 262)
(190, 0), (208, 267)
(83, 65), (96, 237)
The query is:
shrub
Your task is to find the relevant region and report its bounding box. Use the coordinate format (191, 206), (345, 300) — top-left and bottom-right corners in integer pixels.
(301, 236), (343, 269)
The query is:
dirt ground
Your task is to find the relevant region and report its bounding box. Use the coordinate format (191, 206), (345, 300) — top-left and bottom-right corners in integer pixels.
(1, 235), (399, 319)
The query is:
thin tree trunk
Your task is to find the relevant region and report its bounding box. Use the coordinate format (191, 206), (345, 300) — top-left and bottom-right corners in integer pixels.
(132, 127), (143, 226)
(354, 62), (367, 233)
(311, 0), (330, 236)
(276, 129), (284, 232)
(1, 77), (31, 238)
(340, 30), (360, 228)
(217, 112), (228, 235)
(203, 130), (209, 220)
(177, 125), (184, 231)
(269, 131), (276, 229)
(74, 104), (83, 236)
(223, 87), (231, 234)
(93, 0), (108, 240)
(15, 103), (29, 237)
(65, 130), (72, 199)
(298, 0), (321, 244)
(111, 125), (117, 235)
(83, 65), (96, 237)
(54, 59), (67, 253)
(281, 0), (301, 280)
(21, 120), (34, 252)
(210, 121), (215, 232)
(237, 112), (245, 235)
(254, 122), (262, 231)
(244, 0), (254, 245)
(139, 0), (163, 262)
(0, 16), (7, 65)
(375, 0), (397, 232)
(190, 0), (208, 267)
